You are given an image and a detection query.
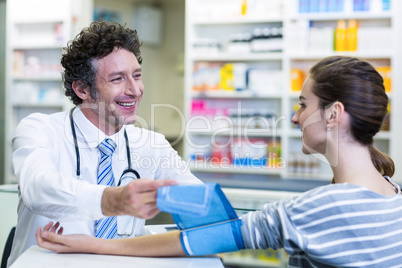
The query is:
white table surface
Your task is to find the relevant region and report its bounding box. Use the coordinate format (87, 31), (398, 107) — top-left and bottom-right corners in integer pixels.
(10, 246), (224, 268)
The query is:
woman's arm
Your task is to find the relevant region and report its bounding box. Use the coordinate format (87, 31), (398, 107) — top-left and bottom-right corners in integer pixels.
(36, 222), (186, 257)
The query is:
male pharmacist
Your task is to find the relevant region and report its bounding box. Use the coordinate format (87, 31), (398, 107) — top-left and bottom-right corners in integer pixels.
(7, 20), (201, 266)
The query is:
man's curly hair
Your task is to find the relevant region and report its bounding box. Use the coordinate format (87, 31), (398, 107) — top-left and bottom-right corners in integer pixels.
(61, 21), (143, 105)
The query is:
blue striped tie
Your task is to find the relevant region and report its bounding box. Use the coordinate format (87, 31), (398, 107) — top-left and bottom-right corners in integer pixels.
(95, 139), (118, 239)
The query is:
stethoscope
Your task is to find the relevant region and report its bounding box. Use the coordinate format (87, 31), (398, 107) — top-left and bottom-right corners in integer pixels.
(69, 107), (142, 237)
(69, 107), (141, 185)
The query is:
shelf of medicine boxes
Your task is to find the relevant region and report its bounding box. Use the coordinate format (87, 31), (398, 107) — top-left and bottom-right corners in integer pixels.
(10, 25), (67, 111)
(189, 163), (283, 176)
(186, 123), (284, 176)
(189, 13), (284, 61)
(191, 90), (283, 99)
(6, 6), (73, 183)
(289, 11), (393, 21)
(186, 96), (284, 176)
(191, 52), (283, 62)
(10, 47), (65, 112)
(192, 15), (284, 26)
(288, 52), (393, 60)
(186, 20), (286, 175)
(187, 124), (284, 176)
(287, 0), (394, 59)
(10, 32), (66, 109)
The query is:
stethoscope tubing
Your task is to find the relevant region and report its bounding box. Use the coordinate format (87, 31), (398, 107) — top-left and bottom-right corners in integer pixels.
(69, 107), (140, 181)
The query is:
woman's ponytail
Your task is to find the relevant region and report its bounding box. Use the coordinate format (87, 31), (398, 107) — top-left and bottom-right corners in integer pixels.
(369, 144), (395, 177)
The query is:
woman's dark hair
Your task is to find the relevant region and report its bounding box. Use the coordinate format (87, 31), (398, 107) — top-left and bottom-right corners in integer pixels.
(310, 56), (394, 177)
(61, 20), (143, 105)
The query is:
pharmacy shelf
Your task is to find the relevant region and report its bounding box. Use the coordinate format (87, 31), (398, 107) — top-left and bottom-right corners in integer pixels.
(4, 0), (80, 184)
(288, 52), (393, 60)
(12, 103), (64, 109)
(192, 52), (283, 62)
(290, 11), (392, 21)
(287, 129), (302, 138)
(185, 0), (402, 193)
(12, 76), (62, 81)
(189, 129), (282, 138)
(374, 131), (392, 140)
(283, 172), (333, 180)
(192, 91), (282, 99)
(185, 0), (286, 185)
(12, 18), (65, 24)
(222, 187), (300, 202)
(190, 163), (282, 176)
(193, 16), (283, 25)
(12, 44), (64, 50)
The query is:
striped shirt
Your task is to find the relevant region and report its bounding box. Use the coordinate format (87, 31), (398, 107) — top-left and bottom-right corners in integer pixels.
(241, 180), (402, 267)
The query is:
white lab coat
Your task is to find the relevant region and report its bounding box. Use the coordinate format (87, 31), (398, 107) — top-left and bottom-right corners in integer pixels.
(8, 106), (202, 266)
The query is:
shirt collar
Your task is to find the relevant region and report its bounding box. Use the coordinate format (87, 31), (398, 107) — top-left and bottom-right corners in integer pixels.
(72, 106), (127, 150)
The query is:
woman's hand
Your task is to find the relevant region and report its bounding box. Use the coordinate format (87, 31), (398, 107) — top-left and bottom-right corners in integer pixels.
(36, 221), (186, 257)
(36, 221), (97, 253)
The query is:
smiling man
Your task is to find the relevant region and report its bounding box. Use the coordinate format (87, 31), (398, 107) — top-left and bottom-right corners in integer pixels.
(7, 21), (202, 267)
(76, 48), (143, 134)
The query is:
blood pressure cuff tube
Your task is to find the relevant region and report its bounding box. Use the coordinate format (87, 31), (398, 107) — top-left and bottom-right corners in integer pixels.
(180, 218), (245, 256)
(157, 183), (246, 255)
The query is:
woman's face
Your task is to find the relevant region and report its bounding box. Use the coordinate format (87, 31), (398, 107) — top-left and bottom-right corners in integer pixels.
(291, 77), (328, 154)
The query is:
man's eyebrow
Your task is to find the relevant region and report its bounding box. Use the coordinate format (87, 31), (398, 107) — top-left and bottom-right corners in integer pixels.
(107, 68), (142, 77)
(299, 96), (306, 101)
(107, 71), (124, 78)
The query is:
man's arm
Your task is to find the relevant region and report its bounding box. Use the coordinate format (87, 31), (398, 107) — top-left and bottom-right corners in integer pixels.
(12, 113), (106, 221)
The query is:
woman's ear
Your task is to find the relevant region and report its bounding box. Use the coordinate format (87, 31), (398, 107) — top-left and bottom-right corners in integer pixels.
(326, 101), (344, 129)
(72, 80), (90, 101)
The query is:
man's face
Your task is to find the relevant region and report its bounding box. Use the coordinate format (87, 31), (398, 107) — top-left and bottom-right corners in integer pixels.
(81, 48), (144, 135)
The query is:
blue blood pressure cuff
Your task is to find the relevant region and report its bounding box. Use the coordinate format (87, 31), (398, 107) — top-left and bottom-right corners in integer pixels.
(157, 183), (245, 255)
(180, 218), (244, 255)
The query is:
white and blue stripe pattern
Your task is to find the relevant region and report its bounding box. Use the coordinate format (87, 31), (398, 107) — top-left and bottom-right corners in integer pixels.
(241, 180), (402, 267)
(95, 138), (117, 239)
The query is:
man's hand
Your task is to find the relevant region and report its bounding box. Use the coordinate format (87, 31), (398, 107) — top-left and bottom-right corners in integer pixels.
(101, 179), (177, 218)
